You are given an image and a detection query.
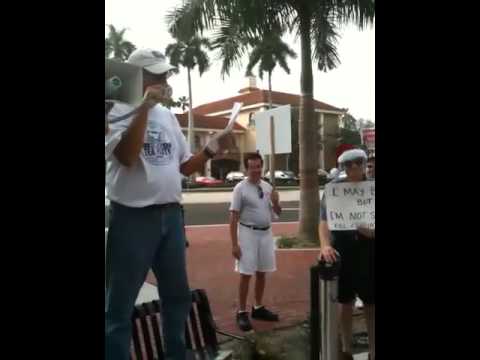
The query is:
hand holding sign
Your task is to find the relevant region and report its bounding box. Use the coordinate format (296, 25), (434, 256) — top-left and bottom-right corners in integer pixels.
(205, 102), (243, 154)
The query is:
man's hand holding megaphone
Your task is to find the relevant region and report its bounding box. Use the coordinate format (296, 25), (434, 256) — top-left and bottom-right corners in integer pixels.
(142, 83), (173, 109)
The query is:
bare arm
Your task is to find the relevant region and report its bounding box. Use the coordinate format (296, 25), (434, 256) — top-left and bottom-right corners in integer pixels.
(180, 151), (211, 176)
(271, 190), (282, 216)
(230, 211), (239, 247)
(318, 220), (337, 262)
(113, 103), (150, 167)
(319, 220), (331, 248)
(229, 211), (242, 260)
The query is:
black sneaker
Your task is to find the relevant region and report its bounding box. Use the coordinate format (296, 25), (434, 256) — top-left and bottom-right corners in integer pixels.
(251, 306), (279, 321)
(236, 311), (253, 331)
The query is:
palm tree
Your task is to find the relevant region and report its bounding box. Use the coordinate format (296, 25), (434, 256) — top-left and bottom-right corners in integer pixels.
(165, 36), (211, 152)
(167, 1), (375, 243)
(105, 25), (136, 61)
(245, 27), (297, 110)
(244, 26), (296, 180)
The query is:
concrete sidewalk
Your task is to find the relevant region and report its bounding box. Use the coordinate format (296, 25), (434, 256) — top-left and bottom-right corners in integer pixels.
(138, 222), (369, 359)
(144, 222), (318, 334)
(124, 220), (369, 359)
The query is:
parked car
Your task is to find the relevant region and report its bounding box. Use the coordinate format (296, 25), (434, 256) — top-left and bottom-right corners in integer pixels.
(181, 176), (202, 189)
(264, 170), (299, 185)
(318, 169), (329, 185)
(225, 171), (245, 184)
(326, 168), (347, 182)
(195, 176), (224, 187)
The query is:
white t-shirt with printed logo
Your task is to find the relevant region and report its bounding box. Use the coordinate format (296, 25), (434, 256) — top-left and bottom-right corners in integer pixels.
(105, 102), (192, 207)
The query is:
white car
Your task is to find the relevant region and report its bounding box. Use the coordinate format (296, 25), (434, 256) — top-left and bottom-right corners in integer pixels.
(264, 170), (299, 185)
(225, 171), (245, 184)
(327, 168), (347, 182)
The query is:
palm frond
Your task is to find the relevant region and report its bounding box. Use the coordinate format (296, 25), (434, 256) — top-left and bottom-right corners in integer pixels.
(326, 0), (375, 29)
(211, 18), (249, 78)
(245, 27), (296, 81)
(165, 0), (218, 38)
(245, 46), (263, 76)
(276, 54), (291, 74)
(165, 42), (185, 69)
(195, 50), (210, 76)
(311, 6), (341, 71)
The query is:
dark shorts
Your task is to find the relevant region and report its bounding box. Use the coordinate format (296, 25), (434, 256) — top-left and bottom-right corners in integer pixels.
(333, 233), (375, 305)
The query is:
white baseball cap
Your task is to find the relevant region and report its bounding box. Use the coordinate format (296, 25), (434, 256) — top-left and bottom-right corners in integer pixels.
(338, 149), (367, 164)
(127, 48), (176, 76)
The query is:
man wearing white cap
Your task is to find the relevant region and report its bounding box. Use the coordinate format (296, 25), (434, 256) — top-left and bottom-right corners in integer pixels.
(318, 149), (375, 360)
(105, 48), (234, 360)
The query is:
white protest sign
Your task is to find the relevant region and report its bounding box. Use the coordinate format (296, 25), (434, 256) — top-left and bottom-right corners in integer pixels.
(253, 105), (292, 155)
(223, 102), (243, 134)
(325, 181), (375, 231)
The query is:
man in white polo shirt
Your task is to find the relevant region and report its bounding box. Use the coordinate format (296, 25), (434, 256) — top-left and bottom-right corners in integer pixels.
(229, 153), (282, 331)
(105, 48), (234, 360)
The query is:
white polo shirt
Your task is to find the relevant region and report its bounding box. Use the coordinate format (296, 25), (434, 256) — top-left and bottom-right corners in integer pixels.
(105, 102), (192, 207)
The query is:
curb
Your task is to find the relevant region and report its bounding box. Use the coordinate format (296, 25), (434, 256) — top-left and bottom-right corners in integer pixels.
(182, 186), (325, 193)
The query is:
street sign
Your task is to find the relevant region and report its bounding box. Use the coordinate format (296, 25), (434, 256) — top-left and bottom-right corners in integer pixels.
(361, 128), (375, 150)
(253, 105), (292, 155)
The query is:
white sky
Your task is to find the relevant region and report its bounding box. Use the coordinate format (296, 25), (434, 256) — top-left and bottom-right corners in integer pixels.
(105, 0), (375, 121)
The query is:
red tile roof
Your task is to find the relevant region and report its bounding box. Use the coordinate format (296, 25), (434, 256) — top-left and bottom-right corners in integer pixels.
(192, 89), (344, 115)
(175, 113), (246, 131)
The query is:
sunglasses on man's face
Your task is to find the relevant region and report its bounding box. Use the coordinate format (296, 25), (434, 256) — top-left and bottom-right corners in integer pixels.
(257, 186), (264, 199)
(344, 159), (365, 168)
(367, 165), (373, 169)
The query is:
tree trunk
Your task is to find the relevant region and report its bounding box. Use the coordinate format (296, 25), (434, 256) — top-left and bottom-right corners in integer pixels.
(187, 67), (194, 153)
(298, 14), (320, 244)
(268, 71), (273, 110)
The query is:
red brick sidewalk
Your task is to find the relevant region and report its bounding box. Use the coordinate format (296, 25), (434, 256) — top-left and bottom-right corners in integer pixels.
(146, 222), (320, 335)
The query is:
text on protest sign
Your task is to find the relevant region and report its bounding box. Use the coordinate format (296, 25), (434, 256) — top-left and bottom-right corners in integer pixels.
(325, 181), (375, 231)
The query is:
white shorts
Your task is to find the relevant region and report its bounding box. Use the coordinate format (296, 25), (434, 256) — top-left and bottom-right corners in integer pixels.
(235, 224), (276, 275)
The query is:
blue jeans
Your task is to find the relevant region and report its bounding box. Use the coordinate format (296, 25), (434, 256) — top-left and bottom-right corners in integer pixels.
(105, 202), (191, 360)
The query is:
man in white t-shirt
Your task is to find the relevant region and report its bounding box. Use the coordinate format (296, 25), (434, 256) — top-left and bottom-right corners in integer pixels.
(229, 153), (282, 331)
(105, 48), (233, 360)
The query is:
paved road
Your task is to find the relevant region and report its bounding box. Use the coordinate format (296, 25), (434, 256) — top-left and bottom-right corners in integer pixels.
(105, 201), (299, 226)
(105, 189), (317, 227)
(183, 201), (299, 225)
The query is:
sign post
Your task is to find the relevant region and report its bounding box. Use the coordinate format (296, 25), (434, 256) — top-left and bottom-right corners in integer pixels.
(269, 115), (276, 189)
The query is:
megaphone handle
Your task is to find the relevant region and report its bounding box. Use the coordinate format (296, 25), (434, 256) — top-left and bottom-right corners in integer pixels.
(105, 101), (143, 124)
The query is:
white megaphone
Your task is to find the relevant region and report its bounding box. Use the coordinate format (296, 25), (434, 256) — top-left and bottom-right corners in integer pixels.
(105, 59), (147, 124)
(105, 59), (143, 104)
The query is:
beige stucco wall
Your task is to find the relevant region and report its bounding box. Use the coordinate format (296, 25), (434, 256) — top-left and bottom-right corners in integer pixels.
(322, 114), (341, 170)
(201, 104), (342, 173)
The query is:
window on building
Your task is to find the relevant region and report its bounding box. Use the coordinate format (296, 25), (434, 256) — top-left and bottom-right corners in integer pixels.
(248, 112), (255, 127)
(195, 135), (201, 150)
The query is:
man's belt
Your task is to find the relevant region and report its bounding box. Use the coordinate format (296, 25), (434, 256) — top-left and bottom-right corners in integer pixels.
(144, 202), (181, 210)
(240, 222), (270, 231)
